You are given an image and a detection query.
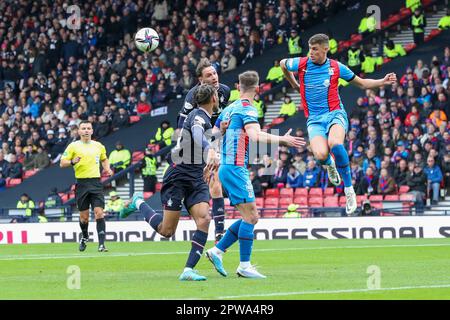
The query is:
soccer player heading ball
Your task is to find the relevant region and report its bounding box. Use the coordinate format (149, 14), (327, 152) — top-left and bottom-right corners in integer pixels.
(280, 33), (397, 215)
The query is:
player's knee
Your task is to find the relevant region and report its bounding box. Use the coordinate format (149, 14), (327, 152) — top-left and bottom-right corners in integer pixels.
(328, 140), (341, 149)
(197, 214), (211, 229)
(314, 151), (328, 161)
(160, 228), (175, 238)
(248, 212), (260, 225)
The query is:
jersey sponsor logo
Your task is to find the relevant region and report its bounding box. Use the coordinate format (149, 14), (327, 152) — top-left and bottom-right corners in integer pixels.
(220, 96), (224, 103)
(328, 67), (334, 75)
(184, 102), (194, 110)
(246, 110), (258, 118)
(323, 79), (330, 87)
(167, 198), (173, 207)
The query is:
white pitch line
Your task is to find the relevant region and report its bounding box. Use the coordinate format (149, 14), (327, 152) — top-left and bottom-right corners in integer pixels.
(216, 284), (450, 299)
(1, 242), (450, 261)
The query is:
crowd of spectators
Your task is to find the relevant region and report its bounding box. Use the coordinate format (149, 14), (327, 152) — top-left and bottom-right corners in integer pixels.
(249, 47), (450, 207)
(0, 0), (355, 188)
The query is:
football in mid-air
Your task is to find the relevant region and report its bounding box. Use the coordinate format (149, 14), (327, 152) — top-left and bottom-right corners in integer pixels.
(134, 27), (159, 53)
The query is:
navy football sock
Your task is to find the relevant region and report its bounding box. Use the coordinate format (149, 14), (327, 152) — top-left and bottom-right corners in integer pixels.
(212, 198), (225, 235)
(140, 203), (163, 231)
(185, 230), (208, 269)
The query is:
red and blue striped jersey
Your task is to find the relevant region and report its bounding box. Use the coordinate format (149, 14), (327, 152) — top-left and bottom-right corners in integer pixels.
(285, 57), (355, 118)
(215, 99), (259, 167)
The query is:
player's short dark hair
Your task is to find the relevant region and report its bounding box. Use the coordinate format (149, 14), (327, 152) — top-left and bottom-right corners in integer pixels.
(308, 33), (330, 47)
(238, 70), (259, 92)
(194, 84), (217, 106)
(196, 58), (213, 78)
(79, 120), (92, 127)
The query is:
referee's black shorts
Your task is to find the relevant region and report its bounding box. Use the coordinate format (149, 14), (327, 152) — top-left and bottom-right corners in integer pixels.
(75, 178), (105, 211)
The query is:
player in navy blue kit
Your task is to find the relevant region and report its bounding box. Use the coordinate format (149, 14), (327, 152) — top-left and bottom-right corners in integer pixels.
(121, 84), (225, 281)
(177, 58), (231, 243)
(280, 33), (397, 215)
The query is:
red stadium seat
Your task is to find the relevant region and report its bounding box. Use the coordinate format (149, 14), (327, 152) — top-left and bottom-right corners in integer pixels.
(399, 186), (410, 194)
(384, 195), (400, 201)
(369, 195), (383, 202)
(23, 169), (39, 179)
(255, 197), (264, 208)
(400, 194), (415, 201)
(280, 188), (294, 198)
(294, 196), (308, 207)
(294, 188), (308, 197)
(371, 202), (383, 209)
(324, 187), (334, 196)
(271, 117), (285, 126)
(339, 196), (347, 207)
(155, 183), (162, 192)
(132, 151), (144, 163)
(264, 198), (279, 207)
(279, 197), (293, 208)
(323, 196), (338, 207)
(309, 188), (323, 197)
(129, 116), (141, 124)
(309, 197), (323, 207)
(356, 195), (368, 206)
(144, 192), (154, 199)
(265, 188), (279, 197)
(7, 178), (22, 187)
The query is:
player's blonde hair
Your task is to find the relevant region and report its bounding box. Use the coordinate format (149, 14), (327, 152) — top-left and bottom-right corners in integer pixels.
(238, 70), (259, 93)
(308, 33), (330, 48)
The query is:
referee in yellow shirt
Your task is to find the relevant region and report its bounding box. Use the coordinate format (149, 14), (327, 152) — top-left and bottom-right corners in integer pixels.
(60, 120), (113, 252)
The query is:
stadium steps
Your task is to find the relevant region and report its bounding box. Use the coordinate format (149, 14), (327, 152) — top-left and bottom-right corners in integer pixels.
(264, 91), (301, 125)
(423, 196), (450, 215)
(370, 8), (447, 56)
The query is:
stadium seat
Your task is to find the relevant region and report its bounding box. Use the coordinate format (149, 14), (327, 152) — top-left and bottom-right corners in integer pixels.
(425, 29), (441, 42)
(155, 183), (162, 192)
(356, 195), (368, 206)
(129, 115), (141, 123)
(279, 197), (293, 208)
(294, 188), (308, 197)
(371, 202), (383, 209)
(309, 188), (323, 197)
(400, 194), (415, 201)
(144, 192), (154, 199)
(265, 188), (279, 197)
(132, 151), (144, 163)
(399, 186), (410, 194)
(324, 187), (334, 196)
(369, 195), (383, 202)
(384, 195), (400, 201)
(339, 196), (347, 207)
(323, 196), (339, 207)
(264, 198), (279, 207)
(309, 197), (323, 207)
(270, 117), (285, 126)
(23, 169), (39, 179)
(294, 196), (308, 207)
(404, 43), (417, 52)
(7, 178), (22, 187)
(255, 197), (264, 208)
(280, 188), (294, 198)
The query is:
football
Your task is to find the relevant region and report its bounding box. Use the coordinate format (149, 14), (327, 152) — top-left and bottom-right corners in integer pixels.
(134, 27), (159, 53)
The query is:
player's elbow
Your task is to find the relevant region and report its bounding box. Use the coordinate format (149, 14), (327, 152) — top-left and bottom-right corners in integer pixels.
(280, 59), (287, 69)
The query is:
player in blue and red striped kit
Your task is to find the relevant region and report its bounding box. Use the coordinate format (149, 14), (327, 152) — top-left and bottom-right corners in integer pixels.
(280, 33), (397, 215)
(205, 71), (306, 279)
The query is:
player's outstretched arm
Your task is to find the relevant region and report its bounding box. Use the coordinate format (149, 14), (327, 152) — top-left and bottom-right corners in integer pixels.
(245, 124), (306, 148)
(280, 59), (300, 91)
(350, 72), (397, 89)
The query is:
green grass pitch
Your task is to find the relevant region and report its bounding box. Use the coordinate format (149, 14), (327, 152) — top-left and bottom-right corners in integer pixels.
(1, 238), (450, 300)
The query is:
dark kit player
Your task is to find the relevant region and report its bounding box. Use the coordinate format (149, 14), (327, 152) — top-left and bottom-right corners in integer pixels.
(177, 58), (231, 243)
(120, 84), (227, 281)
